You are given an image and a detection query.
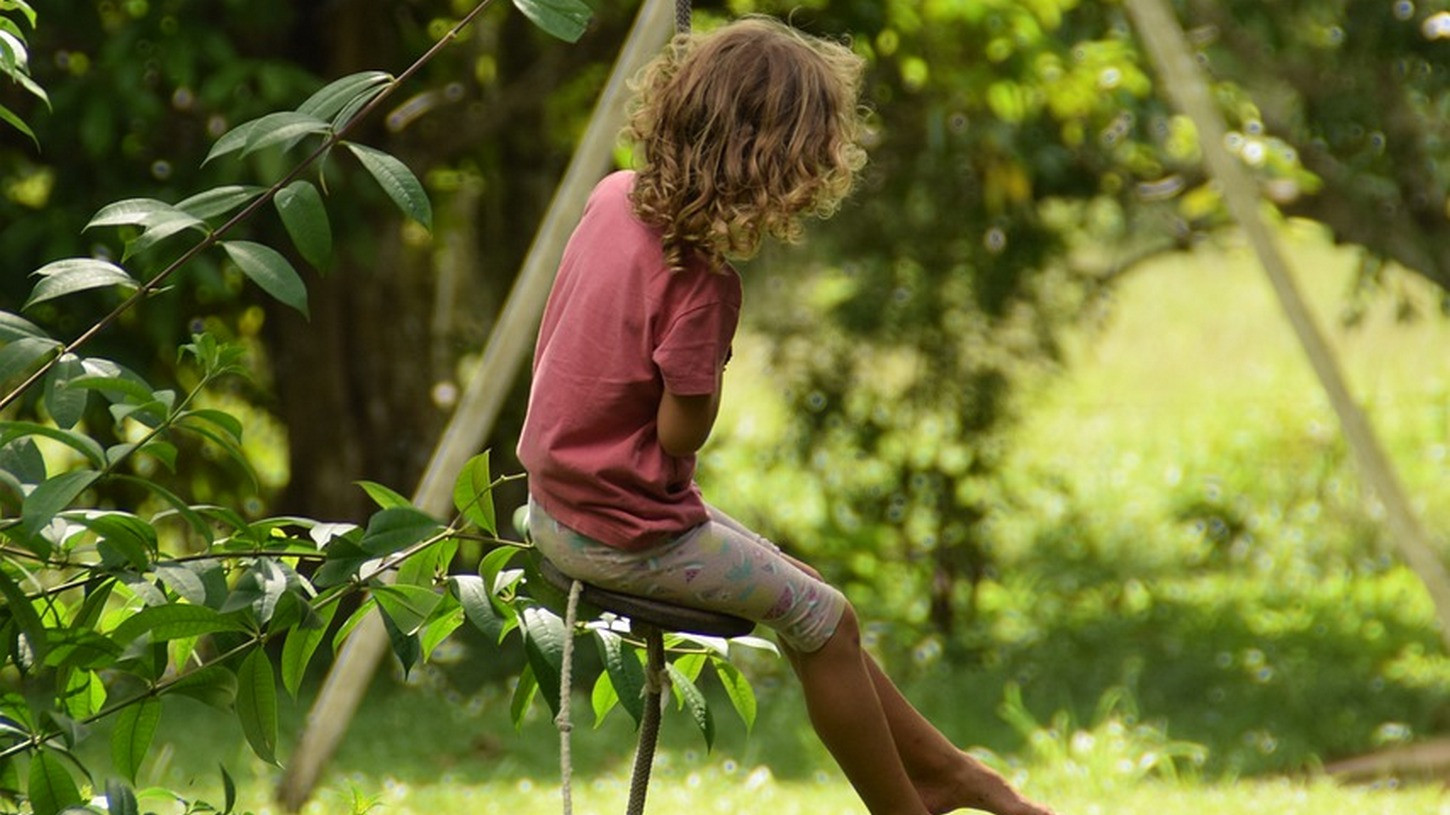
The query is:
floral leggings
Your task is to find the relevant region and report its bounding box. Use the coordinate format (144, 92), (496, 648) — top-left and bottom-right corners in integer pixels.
(527, 499), (847, 653)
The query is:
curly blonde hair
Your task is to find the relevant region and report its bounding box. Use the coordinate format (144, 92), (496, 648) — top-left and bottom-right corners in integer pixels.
(626, 17), (868, 272)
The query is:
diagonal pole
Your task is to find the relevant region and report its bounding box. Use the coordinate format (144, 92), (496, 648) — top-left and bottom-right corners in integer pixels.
(274, 1), (674, 809)
(1124, 0), (1450, 652)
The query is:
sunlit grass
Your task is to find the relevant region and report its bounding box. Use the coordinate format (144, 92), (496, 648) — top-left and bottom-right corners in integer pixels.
(147, 679), (1449, 815)
(1018, 220), (1450, 532)
(130, 222), (1450, 812)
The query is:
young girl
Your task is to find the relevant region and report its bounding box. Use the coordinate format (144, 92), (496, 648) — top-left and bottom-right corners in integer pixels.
(518, 17), (1059, 815)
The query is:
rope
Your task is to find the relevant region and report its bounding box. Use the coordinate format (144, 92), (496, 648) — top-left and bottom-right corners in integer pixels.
(674, 0), (690, 35)
(559, 10), (688, 809)
(556, 578), (584, 815)
(626, 625), (668, 815)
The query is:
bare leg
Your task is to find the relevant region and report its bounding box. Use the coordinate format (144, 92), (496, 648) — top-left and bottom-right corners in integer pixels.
(784, 605), (931, 815)
(776, 553), (1054, 815)
(863, 657), (1057, 815)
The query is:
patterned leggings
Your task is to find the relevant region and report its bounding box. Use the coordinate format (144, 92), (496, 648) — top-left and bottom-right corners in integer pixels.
(528, 499), (847, 653)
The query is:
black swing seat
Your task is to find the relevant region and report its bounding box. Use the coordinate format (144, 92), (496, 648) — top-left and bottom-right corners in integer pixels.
(535, 557), (755, 639)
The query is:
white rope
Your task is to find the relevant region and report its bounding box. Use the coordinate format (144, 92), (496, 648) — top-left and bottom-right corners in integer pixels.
(556, 578), (583, 815)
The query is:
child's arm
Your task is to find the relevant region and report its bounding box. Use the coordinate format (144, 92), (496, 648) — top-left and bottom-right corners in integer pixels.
(656, 371), (722, 458)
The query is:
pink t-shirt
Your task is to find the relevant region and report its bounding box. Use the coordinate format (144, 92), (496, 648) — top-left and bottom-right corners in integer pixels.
(517, 170), (741, 549)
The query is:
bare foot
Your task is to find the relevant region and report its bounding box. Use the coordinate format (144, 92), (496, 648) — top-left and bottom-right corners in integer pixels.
(916, 749), (1059, 815)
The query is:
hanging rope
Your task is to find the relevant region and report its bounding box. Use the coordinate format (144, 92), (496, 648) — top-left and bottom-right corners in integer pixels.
(557, 5), (688, 811)
(556, 578), (584, 815)
(625, 626), (669, 815)
(674, 0), (690, 36)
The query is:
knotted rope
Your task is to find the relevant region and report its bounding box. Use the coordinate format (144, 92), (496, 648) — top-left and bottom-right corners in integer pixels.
(556, 578), (584, 815)
(674, 0), (691, 35)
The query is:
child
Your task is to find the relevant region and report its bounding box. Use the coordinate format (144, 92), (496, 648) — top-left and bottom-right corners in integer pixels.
(518, 17), (1059, 815)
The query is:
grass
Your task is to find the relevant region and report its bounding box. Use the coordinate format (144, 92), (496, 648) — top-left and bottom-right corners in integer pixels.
(135, 672), (1450, 815)
(135, 221), (1450, 812)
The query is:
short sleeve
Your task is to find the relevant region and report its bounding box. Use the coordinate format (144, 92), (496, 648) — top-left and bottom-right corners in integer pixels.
(653, 302), (738, 395)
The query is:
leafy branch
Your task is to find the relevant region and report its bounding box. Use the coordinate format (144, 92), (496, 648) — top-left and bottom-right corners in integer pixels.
(0, 1), (768, 812)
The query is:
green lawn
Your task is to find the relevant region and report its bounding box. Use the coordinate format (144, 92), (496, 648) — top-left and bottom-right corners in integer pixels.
(143, 222), (1450, 813)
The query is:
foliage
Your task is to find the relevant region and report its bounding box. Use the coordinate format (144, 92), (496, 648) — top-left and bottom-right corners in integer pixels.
(0, 0), (43, 145)
(714, 0), (1450, 640)
(0, 2), (759, 813)
(704, 232), (1450, 777)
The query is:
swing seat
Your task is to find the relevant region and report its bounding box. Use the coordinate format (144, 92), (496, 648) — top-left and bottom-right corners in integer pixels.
(534, 551), (754, 815)
(535, 556), (755, 638)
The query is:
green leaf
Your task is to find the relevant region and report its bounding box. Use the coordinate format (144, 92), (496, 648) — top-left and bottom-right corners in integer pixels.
(419, 596), (463, 662)
(480, 544), (521, 591)
(280, 600), (338, 698)
(42, 353), (87, 430)
(62, 369), (157, 407)
(0, 568), (48, 663)
(0, 421), (106, 467)
(221, 559), (291, 623)
(451, 451), (497, 535)
(332, 598), (378, 652)
(0, 27), (23, 72)
(449, 574), (505, 643)
(24, 258), (138, 309)
(596, 629), (645, 725)
(168, 664), (238, 710)
(22, 469), (101, 537)
(176, 185), (265, 220)
(240, 111), (331, 157)
(667, 661), (715, 750)
(0, 102), (37, 148)
(57, 666), (107, 719)
(108, 391), (174, 430)
(171, 414), (257, 489)
(590, 669), (620, 727)
(220, 762), (238, 815)
(712, 656), (757, 732)
(122, 210), (207, 260)
(371, 584), (443, 637)
(112, 474), (215, 545)
(395, 533), (455, 588)
(69, 511), (158, 571)
(510, 663), (538, 730)
(0, 435), (45, 485)
(356, 479), (412, 510)
(204, 119), (260, 165)
(12, 65), (46, 107)
(344, 142), (432, 230)
(512, 0), (593, 42)
(220, 240), (309, 317)
(0, 310), (49, 341)
(275, 180), (332, 270)
(43, 628), (122, 671)
(0, 335), (60, 387)
(155, 561), (227, 608)
(5, 0), (38, 29)
(27, 750), (82, 815)
(110, 604), (246, 648)
(111, 696), (162, 783)
(520, 606), (566, 717)
(178, 408), (243, 442)
(359, 506), (444, 557)
(84, 198), (172, 229)
(235, 648), (279, 765)
(378, 600), (420, 676)
(105, 778), (141, 815)
(297, 70), (393, 121)
(313, 539), (370, 588)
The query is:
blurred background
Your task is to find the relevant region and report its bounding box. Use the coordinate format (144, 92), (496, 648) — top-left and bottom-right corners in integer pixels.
(3, 0), (1449, 811)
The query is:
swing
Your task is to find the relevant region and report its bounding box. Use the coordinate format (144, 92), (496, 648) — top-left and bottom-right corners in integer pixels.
(541, 555), (753, 815)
